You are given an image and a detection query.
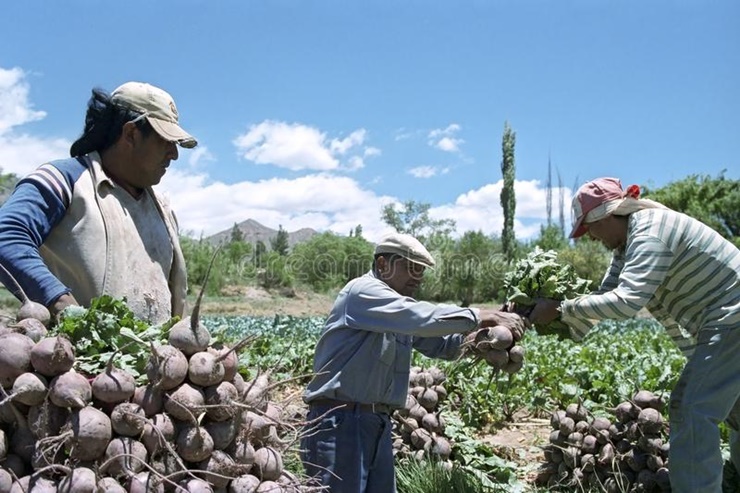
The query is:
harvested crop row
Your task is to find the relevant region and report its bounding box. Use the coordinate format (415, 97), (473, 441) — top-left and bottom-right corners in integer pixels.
(0, 279), (312, 493)
(536, 390), (671, 492)
(461, 325), (526, 374)
(390, 366), (454, 467)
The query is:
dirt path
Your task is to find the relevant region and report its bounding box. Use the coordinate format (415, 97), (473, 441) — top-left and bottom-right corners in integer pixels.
(479, 414), (551, 482)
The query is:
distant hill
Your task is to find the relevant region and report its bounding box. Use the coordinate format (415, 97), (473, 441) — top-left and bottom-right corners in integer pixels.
(206, 218), (318, 249)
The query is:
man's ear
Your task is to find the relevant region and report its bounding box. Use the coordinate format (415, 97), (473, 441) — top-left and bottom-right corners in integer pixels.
(121, 121), (139, 147)
(376, 256), (389, 275)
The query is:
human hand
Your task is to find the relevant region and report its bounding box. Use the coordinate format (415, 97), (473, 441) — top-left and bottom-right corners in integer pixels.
(528, 298), (562, 325)
(49, 293), (79, 323)
(477, 308), (529, 341)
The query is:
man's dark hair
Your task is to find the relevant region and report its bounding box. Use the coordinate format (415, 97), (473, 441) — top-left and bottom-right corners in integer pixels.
(70, 88), (154, 157)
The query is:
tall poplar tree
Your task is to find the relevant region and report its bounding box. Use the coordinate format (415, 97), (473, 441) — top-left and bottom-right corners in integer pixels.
(546, 155), (553, 225)
(500, 122), (517, 262)
(558, 169), (566, 236)
(270, 225), (290, 256)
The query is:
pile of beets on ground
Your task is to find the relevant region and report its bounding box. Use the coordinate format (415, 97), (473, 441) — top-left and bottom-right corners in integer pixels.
(0, 273), (317, 493)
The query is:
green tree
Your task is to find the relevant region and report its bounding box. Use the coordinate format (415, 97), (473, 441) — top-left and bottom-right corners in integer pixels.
(258, 251), (294, 290)
(229, 223), (244, 243)
(270, 225), (290, 256)
(500, 122), (517, 263)
(224, 238), (252, 284)
(381, 200), (455, 246)
(448, 231), (499, 306)
(558, 169), (566, 236)
(557, 237), (611, 290)
(642, 173), (740, 246)
(254, 240), (267, 267)
(532, 224), (568, 252)
(289, 232), (373, 291)
(0, 170), (18, 206)
(179, 235), (229, 295)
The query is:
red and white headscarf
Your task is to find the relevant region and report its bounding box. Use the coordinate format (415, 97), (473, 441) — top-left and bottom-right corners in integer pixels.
(570, 178), (666, 238)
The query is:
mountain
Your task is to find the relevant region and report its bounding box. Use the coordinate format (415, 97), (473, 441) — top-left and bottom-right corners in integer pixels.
(205, 218), (318, 248)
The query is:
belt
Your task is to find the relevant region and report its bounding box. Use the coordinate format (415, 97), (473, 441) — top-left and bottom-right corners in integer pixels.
(309, 398), (394, 415)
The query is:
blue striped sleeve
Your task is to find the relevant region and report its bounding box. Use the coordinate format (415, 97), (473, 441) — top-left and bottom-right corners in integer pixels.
(0, 157), (87, 306)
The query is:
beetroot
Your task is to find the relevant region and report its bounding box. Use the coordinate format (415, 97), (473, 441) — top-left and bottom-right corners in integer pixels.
(92, 356), (136, 404)
(101, 437), (148, 478)
(9, 372), (48, 406)
(66, 406), (112, 461)
(49, 371), (92, 409)
(252, 446), (283, 482)
(0, 263), (51, 327)
(176, 425), (214, 463)
(140, 413), (175, 456)
(31, 335), (75, 377)
(0, 333), (35, 387)
(145, 344), (188, 390)
(57, 466), (96, 493)
(165, 383), (205, 423)
(168, 251), (217, 356)
(188, 350), (225, 387)
(110, 402), (147, 437)
(132, 384), (165, 417)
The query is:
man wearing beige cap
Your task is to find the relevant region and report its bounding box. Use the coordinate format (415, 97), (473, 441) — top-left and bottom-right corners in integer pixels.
(529, 177), (740, 492)
(0, 81), (196, 324)
(301, 232), (528, 492)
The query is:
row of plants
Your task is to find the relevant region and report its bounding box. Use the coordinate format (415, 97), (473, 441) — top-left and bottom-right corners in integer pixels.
(204, 316), (684, 427)
(4, 291), (732, 491)
(203, 314), (701, 491)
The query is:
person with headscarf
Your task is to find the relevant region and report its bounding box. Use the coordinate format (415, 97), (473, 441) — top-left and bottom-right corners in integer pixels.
(530, 177), (740, 492)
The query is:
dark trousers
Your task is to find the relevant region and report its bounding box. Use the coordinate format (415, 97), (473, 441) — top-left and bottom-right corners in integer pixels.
(300, 404), (395, 493)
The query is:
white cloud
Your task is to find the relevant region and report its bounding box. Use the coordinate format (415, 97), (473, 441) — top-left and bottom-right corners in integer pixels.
(394, 128), (416, 141)
(408, 166), (438, 178)
(0, 67), (46, 136)
(428, 124), (463, 153)
(345, 156), (365, 171)
(186, 146), (215, 169)
(233, 121), (372, 171)
(0, 134), (70, 176)
(234, 121), (337, 171)
(428, 179), (573, 239)
(0, 68), (69, 176)
(407, 165), (452, 178)
(330, 129), (366, 155)
(157, 170), (396, 241)
(435, 136), (462, 152)
(0, 67), (560, 246)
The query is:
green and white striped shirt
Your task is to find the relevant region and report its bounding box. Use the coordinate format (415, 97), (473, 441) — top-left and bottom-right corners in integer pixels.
(561, 208), (740, 356)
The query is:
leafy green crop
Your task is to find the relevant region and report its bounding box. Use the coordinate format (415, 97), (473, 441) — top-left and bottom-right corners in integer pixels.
(205, 315), (323, 381)
(52, 295), (169, 380)
(503, 247), (592, 338)
(425, 318), (684, 428)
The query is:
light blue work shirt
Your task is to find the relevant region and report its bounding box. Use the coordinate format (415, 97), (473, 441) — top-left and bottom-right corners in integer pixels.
(304, 270), (480, 409)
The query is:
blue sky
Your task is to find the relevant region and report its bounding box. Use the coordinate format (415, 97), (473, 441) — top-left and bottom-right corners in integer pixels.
(1, 1), (738, 242)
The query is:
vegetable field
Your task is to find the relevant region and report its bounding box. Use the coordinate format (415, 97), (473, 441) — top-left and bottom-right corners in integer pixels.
(204, 314), (736, 492)
(2, 297), (737, 492)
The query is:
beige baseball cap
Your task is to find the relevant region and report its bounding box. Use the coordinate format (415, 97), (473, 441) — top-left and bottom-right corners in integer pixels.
(111, 81), (197, 148)
(374, 233), (435, 269)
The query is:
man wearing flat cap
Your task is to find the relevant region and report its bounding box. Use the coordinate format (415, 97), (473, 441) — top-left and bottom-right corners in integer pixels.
(0, 81), (196, 324)
(530, 177), (740, 492)
(301, 232), (528, 492)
